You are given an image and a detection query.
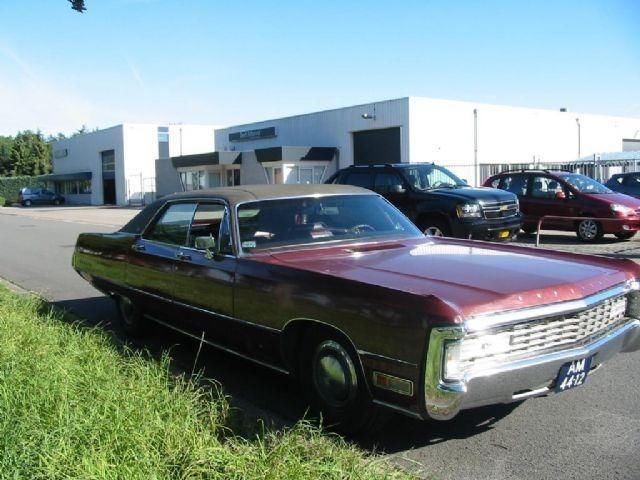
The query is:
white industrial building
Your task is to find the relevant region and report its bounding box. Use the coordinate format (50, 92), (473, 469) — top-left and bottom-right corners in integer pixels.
(49, 123), (216, 205)
(163, 97), (640, 194)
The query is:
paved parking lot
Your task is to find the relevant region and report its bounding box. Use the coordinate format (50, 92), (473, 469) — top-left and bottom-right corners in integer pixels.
(0, 205), (639, 480)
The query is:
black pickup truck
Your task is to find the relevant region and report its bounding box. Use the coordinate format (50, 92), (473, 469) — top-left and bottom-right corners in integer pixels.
(326, 163), (522, 240)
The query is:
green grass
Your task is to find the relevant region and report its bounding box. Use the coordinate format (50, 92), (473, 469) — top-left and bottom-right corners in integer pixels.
(0, 286), (414, 479)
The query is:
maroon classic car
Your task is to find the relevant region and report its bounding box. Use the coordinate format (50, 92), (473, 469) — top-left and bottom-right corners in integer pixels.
(73, 185), (640, 430)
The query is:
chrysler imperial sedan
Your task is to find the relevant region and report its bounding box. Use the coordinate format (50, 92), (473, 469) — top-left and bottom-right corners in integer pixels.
(73, 185), (640, 431)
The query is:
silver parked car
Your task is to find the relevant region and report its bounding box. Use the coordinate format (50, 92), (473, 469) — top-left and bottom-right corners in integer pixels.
(18, 187), (65, 207)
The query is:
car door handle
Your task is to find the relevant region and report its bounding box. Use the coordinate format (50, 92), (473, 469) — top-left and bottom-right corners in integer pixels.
(131, 244), (146, 252)
(176, 252), (191, 261)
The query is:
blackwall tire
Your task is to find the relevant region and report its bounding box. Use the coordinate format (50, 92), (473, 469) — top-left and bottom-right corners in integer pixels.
(576, 219), (603, 242)
(116, 295), (147, 337)
(299, 330), (382, 433)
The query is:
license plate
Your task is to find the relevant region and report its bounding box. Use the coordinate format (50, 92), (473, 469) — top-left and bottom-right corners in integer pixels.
(498, 230), (510, 239)
(554, 356), (592, 393)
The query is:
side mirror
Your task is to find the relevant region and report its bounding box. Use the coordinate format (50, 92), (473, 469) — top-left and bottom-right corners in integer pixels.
(555, 191), (566, 200)
(194, 235), (217, 258)
(389, 184), (406, 194)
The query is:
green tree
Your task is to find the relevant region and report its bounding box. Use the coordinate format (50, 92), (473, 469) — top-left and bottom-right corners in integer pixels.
(0, 136), (14, 176)
(9, 131), (52, 176)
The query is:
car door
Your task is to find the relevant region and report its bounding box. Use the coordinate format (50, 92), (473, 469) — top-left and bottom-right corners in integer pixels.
(373, 171), (413, 218)
(525, 175), (576, 230)
(171, 202), (238, 344)
(126, 201), (197, 320)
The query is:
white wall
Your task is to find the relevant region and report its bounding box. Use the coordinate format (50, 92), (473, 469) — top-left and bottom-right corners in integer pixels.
(409, 97), (640, 185)
(215, 98), (410, 174)
(52, 125), (124, 205)
(53, 123), (217, 205)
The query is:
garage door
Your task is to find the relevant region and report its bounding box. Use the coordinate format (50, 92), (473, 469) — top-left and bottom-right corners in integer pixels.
(353, 127), (401, 165)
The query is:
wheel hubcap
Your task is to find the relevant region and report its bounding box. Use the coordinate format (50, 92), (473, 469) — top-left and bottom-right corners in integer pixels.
(579, 220), (598, 240)
(312, 340), (357, 408)
(424, 226), (444, 237)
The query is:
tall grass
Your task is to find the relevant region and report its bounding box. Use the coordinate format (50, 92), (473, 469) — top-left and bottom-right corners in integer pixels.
(0, 286), (413, 479)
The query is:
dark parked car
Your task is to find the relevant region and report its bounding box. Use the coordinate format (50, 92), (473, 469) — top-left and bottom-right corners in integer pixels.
(18, 187), (65, 207)
(485, 169), (640, 242)
(73, 184), (640, 430)
(326, 163), (522, 241)
(605, 172), (640, 199)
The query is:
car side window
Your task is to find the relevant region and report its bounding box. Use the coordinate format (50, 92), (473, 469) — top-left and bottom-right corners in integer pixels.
(374, 172), (404, 193)
(498, 174), (528, 196)
(623, 175), (640, 187)
(530, 176), (561, 199)
(145, 203), (197, 246)
(343, 171), (373, 189)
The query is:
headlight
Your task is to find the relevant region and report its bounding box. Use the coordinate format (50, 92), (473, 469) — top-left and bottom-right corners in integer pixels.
(514, 197), (520, 213)
(611, 204), (634, 215)
(443, 332), (513, 381)
(456, 203), (482, 218)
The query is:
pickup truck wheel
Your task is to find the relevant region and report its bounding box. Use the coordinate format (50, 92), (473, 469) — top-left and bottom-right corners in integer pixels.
(614, 231), (636, 240)
(576, 219), (603, 242)
(115, 295), (147, 337)
(300, 331), (378, 433)
(420, 220), (450, 237)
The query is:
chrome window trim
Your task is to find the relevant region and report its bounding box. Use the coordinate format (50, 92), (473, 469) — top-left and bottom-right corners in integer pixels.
(233, 192), (421, 257)
(465, 281), (638, 332)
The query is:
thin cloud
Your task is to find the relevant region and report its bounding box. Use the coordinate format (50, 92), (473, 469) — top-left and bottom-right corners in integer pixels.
(125, 56), (145, 90)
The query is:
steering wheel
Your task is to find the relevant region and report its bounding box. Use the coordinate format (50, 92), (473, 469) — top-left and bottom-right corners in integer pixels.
(350, 224), (376, 233)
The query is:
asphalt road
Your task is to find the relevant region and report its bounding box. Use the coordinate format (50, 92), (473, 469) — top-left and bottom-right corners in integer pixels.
(0, 208), (639, 480)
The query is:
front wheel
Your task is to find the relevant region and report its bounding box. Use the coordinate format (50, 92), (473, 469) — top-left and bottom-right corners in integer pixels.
(23, 199), (32, 207)
(300, 331), (379, 433)
(614, 231), (636, 240)
(53, 198), (61, 206)
(576, 219), (603, 242)
(420, 219), (450, 237)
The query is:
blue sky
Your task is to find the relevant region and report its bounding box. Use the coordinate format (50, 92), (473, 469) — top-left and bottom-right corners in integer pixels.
(0, 0), (638, 136)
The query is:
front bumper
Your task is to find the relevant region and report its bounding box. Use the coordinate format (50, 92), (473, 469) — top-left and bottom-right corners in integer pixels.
(425, 319), (640, 420)
(453, 215), (523, 241)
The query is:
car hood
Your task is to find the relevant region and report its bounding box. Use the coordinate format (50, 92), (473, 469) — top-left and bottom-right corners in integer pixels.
(265, 238), (638, 320)
(417, 186), (516, 203)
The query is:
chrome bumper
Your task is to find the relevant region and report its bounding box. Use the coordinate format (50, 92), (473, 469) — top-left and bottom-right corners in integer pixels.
(425, 319), (640, 420)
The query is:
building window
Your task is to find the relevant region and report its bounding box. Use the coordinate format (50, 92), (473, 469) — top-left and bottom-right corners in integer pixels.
(265, 166), (284, 184)
(179, 170), (206, 191)
(101, 150), (115, 172)
(225, 168), (241, 186)
(56, 180), (92, 195)
(158, 126), (169, 159)
(208, 172), (221, 187)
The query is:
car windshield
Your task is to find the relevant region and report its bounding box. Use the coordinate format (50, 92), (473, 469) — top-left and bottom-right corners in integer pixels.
(236, 194), (422, 252)
(400, 165), (467, 190)
(557, 173), (612, 194)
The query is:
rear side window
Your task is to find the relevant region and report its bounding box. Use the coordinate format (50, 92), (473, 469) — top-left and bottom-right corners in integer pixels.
(374, 172), (404, 193)
(530, 176), (562, 199)
(145, 203), (197, 246)
(497, 175), (528, 196)
(343, 172), (373, 189)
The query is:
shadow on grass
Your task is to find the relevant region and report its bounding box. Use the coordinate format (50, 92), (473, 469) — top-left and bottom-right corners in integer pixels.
(45, 296), (305, 437)
(44, 295), (522, 451)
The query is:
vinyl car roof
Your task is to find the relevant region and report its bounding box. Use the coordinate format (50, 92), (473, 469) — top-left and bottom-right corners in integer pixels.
(120, 184), (373, 234)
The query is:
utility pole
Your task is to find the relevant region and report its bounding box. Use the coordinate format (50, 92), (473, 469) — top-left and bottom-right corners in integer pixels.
(473, 109), (478, 186)
(575, 118), (581, 159)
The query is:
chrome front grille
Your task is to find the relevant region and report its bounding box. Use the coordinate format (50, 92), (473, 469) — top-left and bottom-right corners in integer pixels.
(460, 295), (628, 365)
(482, 200), (519, 219)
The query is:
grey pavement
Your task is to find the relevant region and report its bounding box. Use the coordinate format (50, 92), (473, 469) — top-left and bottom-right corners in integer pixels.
(0, 207), (638, 480)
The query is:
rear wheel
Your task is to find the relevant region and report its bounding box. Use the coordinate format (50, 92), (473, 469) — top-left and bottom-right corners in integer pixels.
(115, 295), (147, 337)
(576, 219), (603, 242)
(299, 330), (379, 433)
(614, 231), (636, 240)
